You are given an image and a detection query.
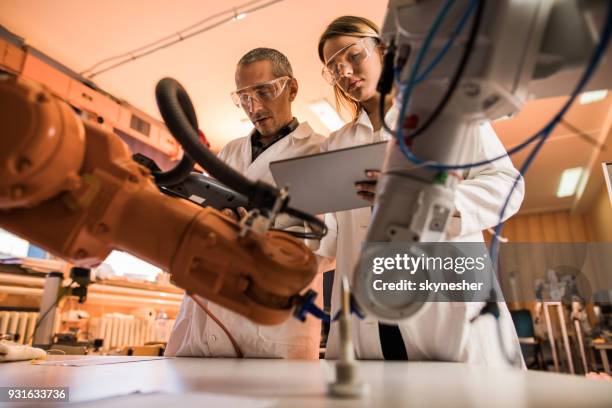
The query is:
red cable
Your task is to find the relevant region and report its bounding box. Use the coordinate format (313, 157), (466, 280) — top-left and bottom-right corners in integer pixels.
(187, 292), (243, 358)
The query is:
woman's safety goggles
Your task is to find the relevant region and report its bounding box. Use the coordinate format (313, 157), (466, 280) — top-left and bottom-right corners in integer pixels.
(231, 76), (291, 111)
(322, 37), (377, 85)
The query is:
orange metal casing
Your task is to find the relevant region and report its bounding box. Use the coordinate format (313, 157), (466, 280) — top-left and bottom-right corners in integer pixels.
(0, 77), (317, 325)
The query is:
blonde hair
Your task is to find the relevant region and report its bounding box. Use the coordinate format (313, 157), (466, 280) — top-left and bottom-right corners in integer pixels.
(318, 16), (380, 121)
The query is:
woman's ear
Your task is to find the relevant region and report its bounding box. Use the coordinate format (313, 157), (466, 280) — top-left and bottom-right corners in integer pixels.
(289, 77), (298, 102)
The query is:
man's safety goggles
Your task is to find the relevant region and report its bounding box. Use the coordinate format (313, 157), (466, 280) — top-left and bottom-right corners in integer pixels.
(321, 37), (378, 86)
(231, 76), (291, 111)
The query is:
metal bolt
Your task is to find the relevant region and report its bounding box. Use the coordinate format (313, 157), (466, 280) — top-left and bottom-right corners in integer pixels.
(482, 94), (500, 110)
(10, 185), (25, 199)
(74, 249), (88, 259)
(463, 83), (480, 97)
(16, 157), (32, 173)
(94, 223), (109, 234)
(204, 232), (217, 247)
(36, 92), (49, 103)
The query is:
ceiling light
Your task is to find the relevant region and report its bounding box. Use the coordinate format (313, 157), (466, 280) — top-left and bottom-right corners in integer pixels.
(579, 89), (608, 105)
(309, 99), (345, 132)
(556, 167), (584, 198)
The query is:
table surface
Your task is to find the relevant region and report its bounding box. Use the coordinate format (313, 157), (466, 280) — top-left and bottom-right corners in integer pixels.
(1, 356), (612, 407)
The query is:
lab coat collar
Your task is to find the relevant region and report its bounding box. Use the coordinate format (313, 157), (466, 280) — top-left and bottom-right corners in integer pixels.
(244, 120), (316, 170)
(354, 106), (398, 136)
(246, 120), (314, 140)
(355, 109), (374, 131)
(291, 121), (315, 139)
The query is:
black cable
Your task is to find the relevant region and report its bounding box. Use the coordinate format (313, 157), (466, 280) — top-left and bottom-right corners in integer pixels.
(408, 0), (485, 142)
(149, 83), (198, 187)
(155, 77), (328, 238)
(279, 206), (328, 240)
(85, 0), (286, 78)
(151, 153), (196, 187)
(27, 280), (75, 345)
(155, 78), (279, 210)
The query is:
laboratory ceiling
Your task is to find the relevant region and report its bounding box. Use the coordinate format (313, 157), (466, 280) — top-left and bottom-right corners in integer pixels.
(1, 0), (611, 213)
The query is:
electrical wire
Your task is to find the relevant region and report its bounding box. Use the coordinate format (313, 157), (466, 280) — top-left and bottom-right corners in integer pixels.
(395, 0), (487, 167)
(26, 280), (76, 345)
(389, 0), (611, 367)
(379, 0), (477, 136)
(80, 0), (268, 75)
(488, 0), (612, 267)
(414, 0), (478, 84)
(84, 0), (285, 78)
(480, 0), (612, 367)
(188, 292), (243, 358)
(276, 206), (328, 240)
(394, 0), (455, 152)
(149, 84), (198, 187)
(408, 0), (483, 142)
(155, 77), (276, 204)
(396, 1), (611, 172)
(155, 77), (328, 240)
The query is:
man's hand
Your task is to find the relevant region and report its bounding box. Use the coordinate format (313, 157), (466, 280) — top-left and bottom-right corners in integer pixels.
(221, 206), (248, 221)
(355, 170), (380, 205)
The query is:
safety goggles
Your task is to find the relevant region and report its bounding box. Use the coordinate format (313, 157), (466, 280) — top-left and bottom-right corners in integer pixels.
(322, 37), (377, 85)
(231, 76), (291, 111)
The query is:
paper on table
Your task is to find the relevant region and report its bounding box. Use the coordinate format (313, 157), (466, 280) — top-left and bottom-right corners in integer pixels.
(32, 356), (169, 366)
(77, 392), (276, 408)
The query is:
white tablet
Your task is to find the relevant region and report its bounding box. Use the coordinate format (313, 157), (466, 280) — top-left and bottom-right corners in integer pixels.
(270, 141), (388, 214)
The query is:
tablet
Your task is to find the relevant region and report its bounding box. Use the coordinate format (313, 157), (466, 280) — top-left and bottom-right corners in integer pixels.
(270, 141), (388, 214)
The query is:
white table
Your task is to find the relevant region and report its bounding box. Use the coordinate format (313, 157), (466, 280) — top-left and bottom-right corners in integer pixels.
(1, 356), (612, 407)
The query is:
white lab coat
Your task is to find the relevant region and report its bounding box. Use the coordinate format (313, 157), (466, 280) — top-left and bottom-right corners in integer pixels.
(318, 108), (526, 367)
(166, 121), (325, 359)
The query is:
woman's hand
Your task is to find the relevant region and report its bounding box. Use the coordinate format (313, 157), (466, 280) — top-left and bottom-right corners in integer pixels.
(355, 170), (380, 205)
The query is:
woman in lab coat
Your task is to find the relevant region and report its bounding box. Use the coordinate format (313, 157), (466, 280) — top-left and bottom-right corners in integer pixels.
(315, 16), (525, 366)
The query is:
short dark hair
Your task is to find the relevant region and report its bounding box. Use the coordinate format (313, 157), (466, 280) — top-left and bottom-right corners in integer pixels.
(237, 47), (293, 78)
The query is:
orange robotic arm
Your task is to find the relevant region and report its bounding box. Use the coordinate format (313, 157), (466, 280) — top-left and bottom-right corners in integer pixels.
(0, 77), (317, 325)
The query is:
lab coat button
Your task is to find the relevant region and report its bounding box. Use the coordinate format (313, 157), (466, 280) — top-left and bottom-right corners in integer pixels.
(210, 335), (216, 342)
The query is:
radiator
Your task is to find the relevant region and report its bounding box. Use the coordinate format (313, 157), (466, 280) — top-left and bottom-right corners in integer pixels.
(0, 311), (54, 345)
(90, 313), (175, 351)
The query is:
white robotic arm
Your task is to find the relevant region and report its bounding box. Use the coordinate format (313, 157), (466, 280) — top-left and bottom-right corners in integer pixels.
(353, 0), (611, 321)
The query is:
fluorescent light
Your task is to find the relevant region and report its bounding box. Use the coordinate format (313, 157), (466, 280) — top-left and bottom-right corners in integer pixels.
(579, 89), (608, 105)
(556, 167), (584, 198)
(309, 99), (346, 132)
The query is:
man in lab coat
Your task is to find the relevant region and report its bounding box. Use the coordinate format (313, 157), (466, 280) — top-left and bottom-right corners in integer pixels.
(165, 48), (325, 358)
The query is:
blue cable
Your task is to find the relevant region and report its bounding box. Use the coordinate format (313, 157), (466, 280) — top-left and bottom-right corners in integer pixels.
(395, 1), (611, 172)
(488, 1), (612, 266)
(395, 0), (455, 155)
(414, 0), (478, 84)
